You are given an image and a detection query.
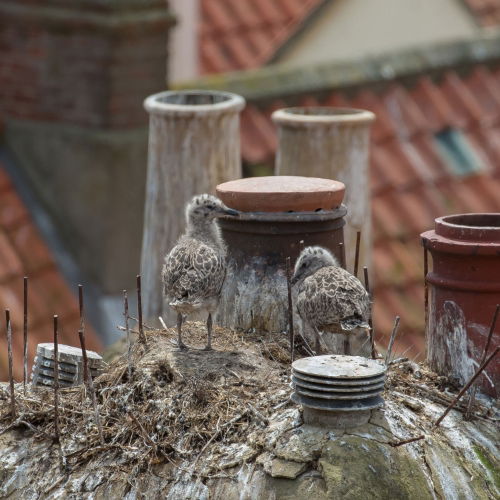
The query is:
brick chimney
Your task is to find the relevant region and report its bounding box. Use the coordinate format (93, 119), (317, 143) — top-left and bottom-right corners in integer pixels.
(0, 0), (174, 293)
(169, 0), (199, 82)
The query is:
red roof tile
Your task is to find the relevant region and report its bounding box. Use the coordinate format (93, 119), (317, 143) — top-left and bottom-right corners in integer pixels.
(199, 0), (325, 74)
(382, 85), (428, 139)
(411, 76), (465, 131)
(0, 162), (102, 381)
(237, 64), (500, 357)
(463, 0), (500, 26)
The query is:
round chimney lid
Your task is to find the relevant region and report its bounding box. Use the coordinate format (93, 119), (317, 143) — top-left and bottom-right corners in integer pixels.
(216, 176), (345, 212)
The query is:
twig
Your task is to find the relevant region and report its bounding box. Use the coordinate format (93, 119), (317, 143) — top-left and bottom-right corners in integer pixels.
(389, 435), (424, 447)
(285, 257), (295, 362)
(124, 290), (132, 381)
(5, 309), (16, 419)
(136, 275), (147, 345)
(354, 334), (373, 357)
(297, 330), (315, 356)
(0, 418), (53, 439)
(363, 266), (376, 359)
(385, 316), (400, 366)
(23, 276), (28, 395)
(354, 231), (361, 278)
(158, 316), (168, 330)
(434, 346), (499, 427)
(247, 403), (268, 425)
(465, 304), (499, 419)
(191, 410), (248, 471)
(53, 315), (60, 443)
(339, 242), (346, 269)
(78, 327), (104, 445)
(130, 414), (157, 448)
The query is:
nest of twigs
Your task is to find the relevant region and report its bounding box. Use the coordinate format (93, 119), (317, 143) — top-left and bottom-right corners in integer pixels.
(0, 322), (295, 476)
(385, 357), (499, 423)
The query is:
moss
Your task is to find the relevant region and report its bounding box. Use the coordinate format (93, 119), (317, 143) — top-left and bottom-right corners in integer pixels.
(319, 435), (434, 499)
(473, 445), (500, 491)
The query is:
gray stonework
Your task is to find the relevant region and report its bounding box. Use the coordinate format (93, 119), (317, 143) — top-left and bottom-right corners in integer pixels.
(5, 120), (148, 292)
(0, 0), (173, 295)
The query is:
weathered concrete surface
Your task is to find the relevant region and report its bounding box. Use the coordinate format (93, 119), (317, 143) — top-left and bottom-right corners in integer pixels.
(1, 396), (497, 499)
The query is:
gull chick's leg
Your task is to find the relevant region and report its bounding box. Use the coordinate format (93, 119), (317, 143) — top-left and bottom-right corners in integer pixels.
(177, 312), (187, 349)
(343, 335), (351, 355)
(203, 313), (213, 351)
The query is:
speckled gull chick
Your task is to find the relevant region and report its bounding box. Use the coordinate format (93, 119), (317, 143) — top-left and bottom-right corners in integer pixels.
(162, 194), (238, 350)
(291, 246), (370, 355)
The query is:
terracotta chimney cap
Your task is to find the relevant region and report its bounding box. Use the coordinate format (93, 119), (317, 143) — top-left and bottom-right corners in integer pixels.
(216, 176), (345, 212)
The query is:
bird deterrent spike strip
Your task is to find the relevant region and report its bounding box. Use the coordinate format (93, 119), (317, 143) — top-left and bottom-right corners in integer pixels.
(363, 266), (370, 293)
(78, 284), (89, 386)
(78, 284), (84, 331)
(385, 316), (401, 366)
(53, 315), (60, 443)
(124, 290), (132, 380)
(338, 242), (346, 269)
(423, 245), (428, 339)
(285, 257), (295, 363)
(465, 304), (499, 418)
(434, 346), (500, 427)
(363, 266), (377, 359)
(6, 309), (16, 419)
(136, 275), (147, 346)
(354, 231), (361, 278)
(78, 285), (88, 386)
(23, 276), (28, 395)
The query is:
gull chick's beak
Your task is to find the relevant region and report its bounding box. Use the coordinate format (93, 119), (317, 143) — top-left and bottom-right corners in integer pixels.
(219, 207), (239, 217)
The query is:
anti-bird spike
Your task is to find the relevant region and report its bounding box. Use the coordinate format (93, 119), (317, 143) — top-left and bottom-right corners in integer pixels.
(162, 194), (239, 350)
(291, 246), (371, 355)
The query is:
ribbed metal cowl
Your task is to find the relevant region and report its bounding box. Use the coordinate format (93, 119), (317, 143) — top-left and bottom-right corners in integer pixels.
(31, 343), (104, 389)
(291, 355), (386, 428)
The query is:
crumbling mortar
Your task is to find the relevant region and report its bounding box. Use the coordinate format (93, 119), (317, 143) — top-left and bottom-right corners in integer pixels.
(368, 412), (393, 434)
(343, 432), (391, 447)
(369, 421), (396, 437)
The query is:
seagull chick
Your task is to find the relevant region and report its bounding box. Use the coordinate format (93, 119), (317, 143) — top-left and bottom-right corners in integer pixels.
(162, 194), (238, 350)
(291, 246), (370, 355)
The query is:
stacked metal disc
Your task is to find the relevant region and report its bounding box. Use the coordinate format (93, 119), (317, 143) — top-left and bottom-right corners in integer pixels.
(31, 343), (104, 389)
(291, 355), (386, 426)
